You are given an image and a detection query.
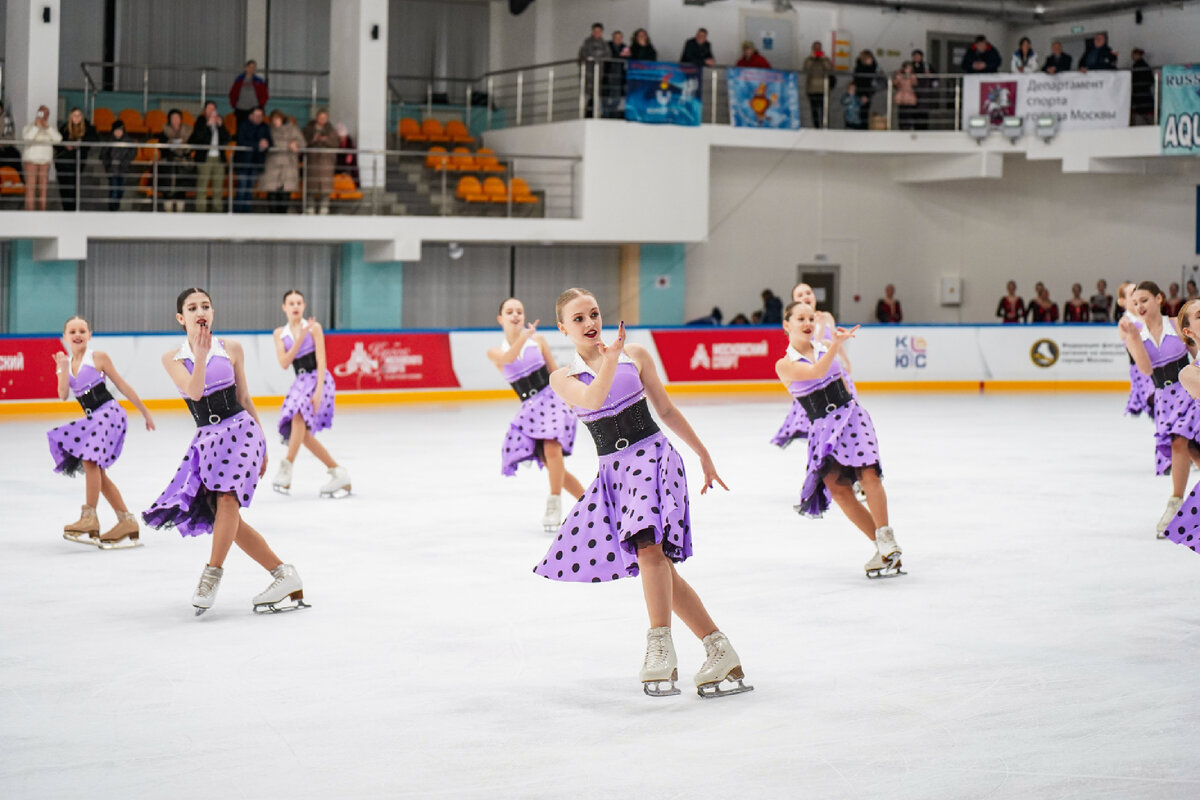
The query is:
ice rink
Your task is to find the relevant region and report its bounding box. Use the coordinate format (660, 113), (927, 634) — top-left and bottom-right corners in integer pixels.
(2, 391), (1198, 799)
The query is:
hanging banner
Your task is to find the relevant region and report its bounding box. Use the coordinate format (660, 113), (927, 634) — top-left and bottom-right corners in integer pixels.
(1161, 64), (1200, 156)
(0, 337), (65, 400)
(727, 67), (801, 129)
(961, 71), (1130, 131)
(624, 61), (702, 126)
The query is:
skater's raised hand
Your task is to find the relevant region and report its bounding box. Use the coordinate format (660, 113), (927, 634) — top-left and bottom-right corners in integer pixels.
(52, 351), (70, 370)
(598, 321), (626, 361)
(699, 453), (729, 495)
(194, 322), (212, 359)
(522, 319), (540, 340)
(831, 325), (860, 347)
(1118, 316), (1138, 339)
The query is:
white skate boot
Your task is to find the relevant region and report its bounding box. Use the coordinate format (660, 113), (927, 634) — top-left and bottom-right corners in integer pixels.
(98, 511), (142, 549)
(866, 527), (905, 579)
(1156, 496), (1183, 539)
(319, 465), (351, 498)
(253, 564), (309, 613)
(542, 495), (562, 533)
(63, 505), (100, 546)
(272, 459), (293, 494)
(853, 481), (866, 503)
(192, 565), (224, 616)
(639, 626), (680, 697)
(694, 631), (753, 698)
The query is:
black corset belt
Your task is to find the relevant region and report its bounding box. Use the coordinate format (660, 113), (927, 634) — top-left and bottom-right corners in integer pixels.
(510, 367), (550, 400)
(185, 386), (244, 428)
(293, 352), (317, 375)
(584, 398), (661, 456)
(1153, 355), (1190, 389)
(798, 380), (854, 421)
(77, 383), (115, 417)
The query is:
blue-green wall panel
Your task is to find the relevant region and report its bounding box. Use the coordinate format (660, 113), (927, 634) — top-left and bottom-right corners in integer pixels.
(638, 243), (685, 325)
(8, 241), (78, 333)
(339, 243), (403, 329)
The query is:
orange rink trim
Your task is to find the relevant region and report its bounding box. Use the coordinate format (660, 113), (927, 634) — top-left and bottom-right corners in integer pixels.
(0, 380), (1130, 416)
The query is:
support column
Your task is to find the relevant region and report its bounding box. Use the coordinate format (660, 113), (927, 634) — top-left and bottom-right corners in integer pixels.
(245, 0), (268, 67)
(330, 0), (388, 189)
(8, 241), (78, 333)
(638, 244), (686, 325)
(339, 243), (403, 329)
(5, 0), (61, 131)
(617, 244), (640, 324)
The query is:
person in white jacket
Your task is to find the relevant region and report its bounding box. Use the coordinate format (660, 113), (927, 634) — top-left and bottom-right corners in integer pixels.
(22, 105), (61, 210)
(1012, 37), (1039, 73)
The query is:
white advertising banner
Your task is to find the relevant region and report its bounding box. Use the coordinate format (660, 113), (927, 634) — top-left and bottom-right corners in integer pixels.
(976, 325), (1128, 381)
(961, 71), (1131, 132)
(838, 327), (988, 383)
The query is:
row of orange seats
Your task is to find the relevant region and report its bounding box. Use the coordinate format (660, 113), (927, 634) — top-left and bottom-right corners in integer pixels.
(398, 117), (474, 146)
(93, 108), (300, 137)
(136, 172), (362, 202)
(425, 147), (505, 173)
(455, 176), (537, 205)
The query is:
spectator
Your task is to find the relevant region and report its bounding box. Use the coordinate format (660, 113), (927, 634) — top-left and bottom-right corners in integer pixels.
(334, 122), (358, 186)
(1130, 48), (1155, 125)
(54, 107), (97, 212)
(1012, 37), (1039, 73)
(1164, 282), (1184, 317)
(686, 307), (723, 326)
(630, 28), (657, 61)
(578, 23), (610, 118)
(229, 59), (269, 128)
(188, 101), (231, 213)
(1024, 281), (1047, 322)
(737, 41), (771, 69)
(159, 108), (193, 212)
(1089, 279), (1113, 322)
(1079, 33), (1116, 73)
(21, 105), (59, 210)
(260, 110), (304, 214)
(893, 62), (919, 130)
(750, 310), (763, 324)
(996, 280), (1025, 324)
(841, 84), (867, 130)
(875, 284), (903, 323)
(1029, 287), (1059, 323)
(303, 108), (337, 214)
(233, 106), (271, 213)
(1188, 279), (1199, 302)
(1042, 41), (1072, 74)
(760, 289), (782, 324)
(961, 35), (1001, 74)
(0, 101), (22, 179)
(605, 30), (630, 118)
(680, 28), (715, 68)
(910, 49), (937, 130)
(1064, 284), (1090, 322)
(99, 120), (135, 212)
(852, 50), (880, 108)
(728, 313), (750, 325)
(803, 41), (834, 129)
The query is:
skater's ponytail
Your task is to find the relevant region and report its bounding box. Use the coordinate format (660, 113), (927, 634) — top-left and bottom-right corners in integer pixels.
(555, 288), (594, 322)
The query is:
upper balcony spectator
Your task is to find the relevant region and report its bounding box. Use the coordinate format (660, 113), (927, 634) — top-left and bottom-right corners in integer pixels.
(893, 62), (919, 130)
(579, 23), (610, 118)
(233, 106), (271, 213)
(304, 108), (337, 215)
(1012, 37), (1039, 73)
(230, 59), (269, 127)
(260, 110), (304, 214)
(99, 121), (135, 212)
(630, 28), (656, 61)
(159, 109), (193, 213)
(841, 84), (867, 130)
(803, 42), (834, 129)
(1079, 33), (1117, 73)
(910, 50), (937, 131)
(335, 123), (358, 187)
(852, 50), (880, 104)
(961, 36), (1001, 74)
(21, 105), (60, 211)
(188, 101), (231, 213)
(1042, 41), (1072, 74)
(55, 107), (97, 212)
(605, 30), (630, 118)
(1130, 48), (1155, 125)
(737, 41), (771, 69)
(681, 29), (716, 68)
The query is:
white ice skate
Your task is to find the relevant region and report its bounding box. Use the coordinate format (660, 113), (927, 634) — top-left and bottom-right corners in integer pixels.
(272, 459), (293, 494)
(640, 626), (681, 697)
(63, 505), (100, 546)
(192, 565), (224, 616)
(98, 511), (142, 550)
(853, 481), (866, 503)
(542, 495), (562, 533)
(694, 631), (753, 698)
(866, 527), (905, 579)
(319, 465), (351, 498)
(1156, 496), (1183, 539)
(253, 564), (310, 614)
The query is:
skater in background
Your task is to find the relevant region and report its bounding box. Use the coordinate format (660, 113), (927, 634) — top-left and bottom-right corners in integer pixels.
(1119, 281), (1200, 538)
(775, 301), (903, 578)
(1162, 299), (1200, 555)
(143, 288), (307, 616)
(48, 316), (155, 549)
(536, 288), (752, 699)
(1063, 284), (1090, 323)
(1117, 282), (1154, 417)
(488, 297), (584, 532)
(271, 290), (351, 498)
(996, 281), (1025, 324)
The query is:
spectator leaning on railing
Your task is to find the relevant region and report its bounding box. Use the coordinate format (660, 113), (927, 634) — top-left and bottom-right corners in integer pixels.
(303, 108), (337, 215)
(21, 105), (60, 211)
(229, 59), (269, 127)
(605, 30), (630, 118)
(893, 62), (919, 130)
(1042, 41), (1072, 74)
(1079, 33), (1117, 72)
(680, 28), (716, 68)
(961, 35), (1001, 74)
(99, 120), (135, 212)
(188, 101), (231, 213)
(910, 50), (937, 130)
(803, 41), (834, 129)
(233, 106), (271, 213)
(55, 107), (97, 212)
(737, 41), (771, 68)
(579, 23), (610, 118)
(260, 110), (304, 214)
(852, 50), (880, 107)
(1012, 37), (1038, 73)
(1130, 48), (1155, 125)
(629, 28), (656, 61)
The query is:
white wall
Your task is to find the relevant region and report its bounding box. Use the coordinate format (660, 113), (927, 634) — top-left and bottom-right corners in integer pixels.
(5, 0), (61, 130)
(1009, 3), (1200, 69)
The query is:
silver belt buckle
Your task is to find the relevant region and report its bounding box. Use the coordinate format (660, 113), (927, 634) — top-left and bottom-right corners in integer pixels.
(527, 386), (539, 397)
(84, 407), (93, 419)
(614, 437), (630, 451)
(208, 413), (221, 425)
(1164, 379), (1174, 386)
(825, 403), (838, 414)
(297, 367), (308, 375)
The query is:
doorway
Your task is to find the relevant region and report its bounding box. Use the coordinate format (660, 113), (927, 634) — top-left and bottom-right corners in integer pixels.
(797, 264), (841, 319)
(741, 11), (796, 70)
(927, 32), (978, 74)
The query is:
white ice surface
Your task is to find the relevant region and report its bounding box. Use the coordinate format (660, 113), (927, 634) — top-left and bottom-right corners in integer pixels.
(2, 392), (1198, 799)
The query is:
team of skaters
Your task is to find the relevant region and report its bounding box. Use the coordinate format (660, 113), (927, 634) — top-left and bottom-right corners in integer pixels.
(998, 279), (1196, 324)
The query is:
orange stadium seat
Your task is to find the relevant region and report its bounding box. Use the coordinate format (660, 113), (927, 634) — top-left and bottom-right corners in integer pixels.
(483, 176), (509, 203)
(421, 118), (450, 143)
(444, 119), (474, 145)
(91, 107), (115, 133)
(331, 173), (362, 201)
(398, 117), (426, 143)
(474, 148), (505, 173)
(449, 147), (475, 171)
(181, 110), (196, 128)
(455, 175), (487, 203)
(0, 166), (25, 195)
(144, 109), (167, 135)
(510, 178), (538, 204)
(424, 146), (449, 170)
(118, 108), (147, 136)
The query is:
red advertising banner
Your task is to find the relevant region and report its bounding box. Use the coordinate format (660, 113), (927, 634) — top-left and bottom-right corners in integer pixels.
(324, 332), (460, 390)
(0, 337), (64, 400)
(651, 328), (789, 382)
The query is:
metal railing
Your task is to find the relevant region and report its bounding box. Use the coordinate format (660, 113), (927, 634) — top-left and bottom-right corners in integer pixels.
(0, 139), (578, 219)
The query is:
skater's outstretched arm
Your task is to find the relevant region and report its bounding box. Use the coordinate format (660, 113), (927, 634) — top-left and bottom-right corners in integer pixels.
(775, 326), (858, 384)
(1119, 317), (1152, 376)
(94, 351), (155, 430)
(549, 322), (625, 412)
(487, 321), (540, 366)
(227, 340), (269, 479)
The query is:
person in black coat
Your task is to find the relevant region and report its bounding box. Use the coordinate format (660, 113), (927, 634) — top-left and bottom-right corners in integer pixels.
(630, 28), (657, 61)
(99, 120), (136, 211)
(680, 29), (715, 68)
(852, 51), (880, 105)
(1079, 33), (1117, 72)
(1042, 41), (1073, 74)
(1130, 48), (1155, 125)
(960, 36), (1001, 74)
(54, 107), (98, 211)
(188, 101), (232, 212)
(233, 106), (271, 213)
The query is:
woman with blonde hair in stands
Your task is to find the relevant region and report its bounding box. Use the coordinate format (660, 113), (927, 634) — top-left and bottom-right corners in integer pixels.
(21, 105), (60, 210)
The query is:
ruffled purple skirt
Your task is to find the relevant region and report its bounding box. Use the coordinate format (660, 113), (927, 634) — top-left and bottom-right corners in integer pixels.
(1165, 482), (1200, 555)
(1151, 383), (1200, 475)
(278, 370), (336, 442)
(142, 411), (266, 537)
(1125, 364), (1154, 417)
(501, 389), (577, 476)
(770, 400), (810, 448)
(47, 400), (127, 476)
(534, 431), (691, 582)
(796, 399), (882, 518)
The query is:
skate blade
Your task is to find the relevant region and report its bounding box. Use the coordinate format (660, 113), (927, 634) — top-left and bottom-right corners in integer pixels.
(63, 532), (100, 546)
(697, 668), (755, 699)
(254, 591), (311, 614)
(319, 487), (351, 499)
(98, 537), (142, 550)
(272, 485), (291, 495)
(194, 606), (210, 617)
(642, 680), (681, 697)
(866, 561), (906, 579)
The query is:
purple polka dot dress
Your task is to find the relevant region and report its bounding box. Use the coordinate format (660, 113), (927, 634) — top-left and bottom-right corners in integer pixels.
(46, 349), (128, 477)
(277, 325), (336, 442)
(770, 328), (856, 449)
(787, 344), (882, 518)
(1167, 466), (1200, 554)
(500, 338), (576, 476)
(1123, 316), (1155, 417)
(142, 339), (266, 537)
(1137, 323), (1200, 475)
(534, 356), (691, 583)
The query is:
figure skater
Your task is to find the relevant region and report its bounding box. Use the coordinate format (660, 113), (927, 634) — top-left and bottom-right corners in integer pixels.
(775, 301), (903, 578)
(48, 315), (155, 548)
(1116, 281), (1154, 417)
(534, 288), (752, 699)
(271, 290), (350, 497)
(1119, 281), (1200, 537)
(1162, 299), (1200, 554)
(143, 288), (307, 616)
(488, 297), (584, 531)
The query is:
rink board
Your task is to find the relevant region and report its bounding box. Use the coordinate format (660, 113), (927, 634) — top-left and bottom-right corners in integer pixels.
(0, 324), (1130, 411)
